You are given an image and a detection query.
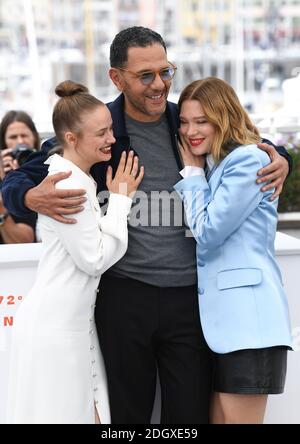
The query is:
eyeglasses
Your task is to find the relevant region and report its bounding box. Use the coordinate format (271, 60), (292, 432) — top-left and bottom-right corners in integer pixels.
(116, 62), (177, 85)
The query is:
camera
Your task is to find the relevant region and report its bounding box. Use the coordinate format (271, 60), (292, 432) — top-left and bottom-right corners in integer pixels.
(10, 144), (36, 166)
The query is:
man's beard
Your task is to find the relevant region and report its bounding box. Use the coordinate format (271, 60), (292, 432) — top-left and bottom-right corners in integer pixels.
(124, 84), (169, 118)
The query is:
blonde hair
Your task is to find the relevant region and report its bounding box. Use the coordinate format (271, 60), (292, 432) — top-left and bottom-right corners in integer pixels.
(53, 80), (105, 146)
(178, 77), (260, 162)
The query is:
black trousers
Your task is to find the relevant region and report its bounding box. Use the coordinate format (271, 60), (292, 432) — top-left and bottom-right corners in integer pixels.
(95, 275), (213, 424)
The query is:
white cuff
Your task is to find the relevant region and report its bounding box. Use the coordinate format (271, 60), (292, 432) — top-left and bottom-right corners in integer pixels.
(179, 166), (205, 178)
(107, 193), (133, 217)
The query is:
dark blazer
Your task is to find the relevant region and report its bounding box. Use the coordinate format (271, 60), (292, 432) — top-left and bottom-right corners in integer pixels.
(1, 93), (293, 217)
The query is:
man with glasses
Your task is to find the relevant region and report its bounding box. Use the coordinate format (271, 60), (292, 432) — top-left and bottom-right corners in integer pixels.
(2, 26), (292, 424)
(115, 62), (177, 87)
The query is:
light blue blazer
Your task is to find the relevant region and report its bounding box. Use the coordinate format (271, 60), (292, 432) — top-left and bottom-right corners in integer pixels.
(174, 144), (292, 354)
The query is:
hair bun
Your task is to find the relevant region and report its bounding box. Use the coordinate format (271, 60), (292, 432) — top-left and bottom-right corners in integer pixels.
(55, 80), (89, 98)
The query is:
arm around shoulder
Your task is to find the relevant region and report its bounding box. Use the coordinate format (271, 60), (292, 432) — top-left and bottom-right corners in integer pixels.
(49, 185), (132, 276)
(261, 138), (293, 176)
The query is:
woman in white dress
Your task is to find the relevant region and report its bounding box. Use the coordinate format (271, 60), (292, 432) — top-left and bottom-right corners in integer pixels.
(6, 80), (144, 424)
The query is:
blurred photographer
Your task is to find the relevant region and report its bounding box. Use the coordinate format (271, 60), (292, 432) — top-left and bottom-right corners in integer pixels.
(0, 110), (39, 244)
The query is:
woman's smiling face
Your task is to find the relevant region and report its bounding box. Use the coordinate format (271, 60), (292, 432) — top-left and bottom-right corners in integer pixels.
(179, 100), (216, 156)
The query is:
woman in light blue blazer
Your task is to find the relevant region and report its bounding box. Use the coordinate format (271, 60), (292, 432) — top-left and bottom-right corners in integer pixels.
(174, 77), (292, 424)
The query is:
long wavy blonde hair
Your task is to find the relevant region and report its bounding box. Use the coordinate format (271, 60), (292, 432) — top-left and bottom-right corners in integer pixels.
(178, 77), (261, 162)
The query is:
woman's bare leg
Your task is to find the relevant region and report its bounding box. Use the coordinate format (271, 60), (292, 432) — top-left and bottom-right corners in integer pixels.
(210, 392), (225, 424)
(95, 404), (101, 424)
(211, 392), (268, 424)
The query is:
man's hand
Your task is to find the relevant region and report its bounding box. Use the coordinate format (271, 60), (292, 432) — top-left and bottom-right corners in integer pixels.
(256, 142), (289, 201)
(24, 172), (87, 224)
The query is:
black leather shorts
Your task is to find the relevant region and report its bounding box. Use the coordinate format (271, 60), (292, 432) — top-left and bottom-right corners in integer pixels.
(213, 346), (288, 394)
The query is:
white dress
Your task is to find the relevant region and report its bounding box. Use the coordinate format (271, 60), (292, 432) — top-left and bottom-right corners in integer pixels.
(6, 154), (132, 424)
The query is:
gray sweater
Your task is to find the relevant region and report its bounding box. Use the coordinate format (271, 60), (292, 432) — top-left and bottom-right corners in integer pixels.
(109, 113), (197, 287)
